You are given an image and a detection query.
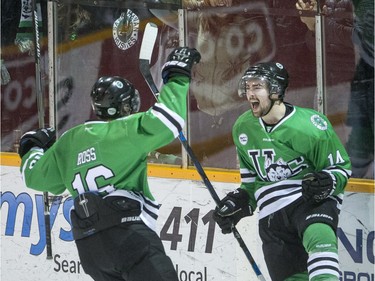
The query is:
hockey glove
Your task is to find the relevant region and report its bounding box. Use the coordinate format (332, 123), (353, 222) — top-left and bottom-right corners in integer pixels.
(302, 171), (334, 203)
(19, 127), (56, 158)
(213, 188), (253, 234)
(161, 47), (201, 84)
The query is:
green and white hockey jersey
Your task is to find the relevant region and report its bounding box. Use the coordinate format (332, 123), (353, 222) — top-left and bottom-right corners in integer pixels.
(232, 103), (352, 220)
(20, 76), (190, 231)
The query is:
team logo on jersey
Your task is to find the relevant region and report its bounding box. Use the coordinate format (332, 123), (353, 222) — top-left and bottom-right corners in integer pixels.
(265, 157), (292, 181)
(311, 115), (328, 130)
(113, 10), (139, 50)
(239, 133), (248, 145)
(249, 150), (308, 181)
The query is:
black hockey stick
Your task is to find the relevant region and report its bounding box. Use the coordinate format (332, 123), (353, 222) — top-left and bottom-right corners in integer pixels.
(139, 22), (266, 281)
(32, 0), (53, 259)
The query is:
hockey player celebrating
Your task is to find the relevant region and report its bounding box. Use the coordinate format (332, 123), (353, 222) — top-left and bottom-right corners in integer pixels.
(213, 62), (352, 281)
(18, 46), (201, 281)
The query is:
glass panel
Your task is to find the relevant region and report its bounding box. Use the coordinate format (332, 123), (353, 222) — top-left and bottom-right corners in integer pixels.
(337, 0), (374, 179)
(1, 0), (49, 153)
(181, 2), (317, 169)
(178, 1), (373, 178)
(1, 0), (373, 179)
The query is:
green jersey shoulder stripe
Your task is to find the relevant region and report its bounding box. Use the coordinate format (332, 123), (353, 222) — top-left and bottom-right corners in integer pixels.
(152, 102), (184, 137)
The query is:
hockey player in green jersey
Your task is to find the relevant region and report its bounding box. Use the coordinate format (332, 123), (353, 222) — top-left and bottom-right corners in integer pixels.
(213, 62), (352, 281)
(18, 47), (201, 281)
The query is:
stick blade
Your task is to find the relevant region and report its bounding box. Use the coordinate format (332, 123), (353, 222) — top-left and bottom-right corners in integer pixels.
(139, 22), (160, 98)
(139, 22), (159, 61)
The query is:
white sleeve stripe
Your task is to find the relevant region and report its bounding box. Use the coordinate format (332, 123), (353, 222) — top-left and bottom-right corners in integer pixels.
(153, 103), (185, 128)
(322, 169), (337, 194)
(307, 252), (340, 279)
(309, 269), (340, 279)
(241, 177), (255, 183)
(308, 260), (339, 270)
(152, 110), (180, 138)
(326, 167), (352, 178)
(151, 103), (185, 138)
(240, 168), (256, 183)
(240, 168), (251, 173)
(21, 157), (30, 180)
(240, 168), (256, 175)
(21, 150), (44, 180)
(309, 252), (338, 261)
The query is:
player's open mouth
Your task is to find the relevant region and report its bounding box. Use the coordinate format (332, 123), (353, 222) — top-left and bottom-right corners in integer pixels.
(250, 101), (259, 111)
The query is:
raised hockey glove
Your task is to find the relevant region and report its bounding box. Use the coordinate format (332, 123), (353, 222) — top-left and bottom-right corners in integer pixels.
(18, 127), (56, 158)
(162, 47), (201, 84)
(213, 188), (253, 234)
(302, 171), (334, 203)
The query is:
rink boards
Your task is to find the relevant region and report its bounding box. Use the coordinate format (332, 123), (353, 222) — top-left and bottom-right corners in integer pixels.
(1, 155), (374, 281)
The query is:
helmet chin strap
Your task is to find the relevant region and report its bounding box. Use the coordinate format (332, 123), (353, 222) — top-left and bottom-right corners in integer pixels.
(260, 93), (279, 118)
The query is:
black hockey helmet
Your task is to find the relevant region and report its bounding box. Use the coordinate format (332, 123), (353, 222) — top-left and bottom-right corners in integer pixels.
(238, 62), (289, 99)
(91, 76), (141, 119)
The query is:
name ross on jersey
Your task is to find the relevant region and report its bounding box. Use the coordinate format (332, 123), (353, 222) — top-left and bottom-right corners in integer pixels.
(77, 147), (97, 166)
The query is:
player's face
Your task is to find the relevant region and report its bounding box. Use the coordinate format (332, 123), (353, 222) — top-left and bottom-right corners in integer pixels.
(245, 79), (272, 117)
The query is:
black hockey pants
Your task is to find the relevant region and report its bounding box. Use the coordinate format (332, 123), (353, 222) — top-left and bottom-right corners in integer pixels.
(71, 193), (178, 281)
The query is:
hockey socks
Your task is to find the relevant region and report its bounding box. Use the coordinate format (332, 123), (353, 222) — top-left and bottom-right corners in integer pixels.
(303, 223), (339, 281)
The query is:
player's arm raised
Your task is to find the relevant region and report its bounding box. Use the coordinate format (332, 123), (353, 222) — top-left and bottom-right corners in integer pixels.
(137, 47), (200, 152)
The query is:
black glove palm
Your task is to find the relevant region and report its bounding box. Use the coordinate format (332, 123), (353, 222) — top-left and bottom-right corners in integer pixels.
(162, 47), (201, 83)
(302, 171), (334, 203)
(213, 188), (253, 234)
(19, 127), (56, 158)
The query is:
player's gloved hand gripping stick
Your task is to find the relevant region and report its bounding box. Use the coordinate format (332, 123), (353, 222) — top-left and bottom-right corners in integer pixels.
(139, 22), (266, 281)
(213, 188), (253, 234)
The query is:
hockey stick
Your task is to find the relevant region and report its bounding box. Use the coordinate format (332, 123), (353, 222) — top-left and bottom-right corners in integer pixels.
(32, 0), (53, 259)
(139, 22), (266, 281)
